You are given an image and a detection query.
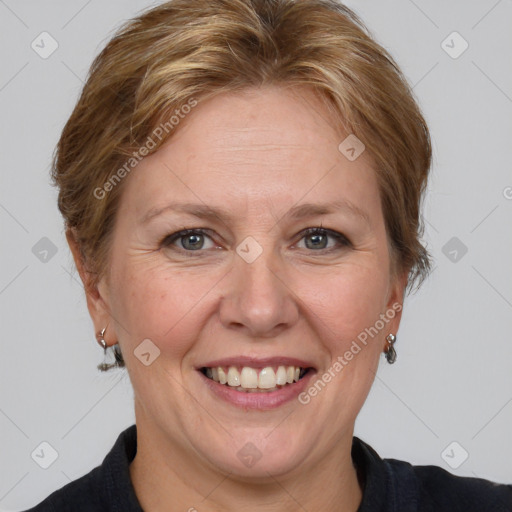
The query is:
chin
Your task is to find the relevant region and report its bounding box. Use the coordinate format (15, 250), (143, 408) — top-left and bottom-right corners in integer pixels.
(197, 428), (309, 480)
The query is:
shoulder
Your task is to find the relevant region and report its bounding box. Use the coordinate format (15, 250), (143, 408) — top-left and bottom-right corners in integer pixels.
(23, 466), (103, 512)
(22, 425), (141, 512)
(386, 457), (512, 511)
(352, 437), (512, 512)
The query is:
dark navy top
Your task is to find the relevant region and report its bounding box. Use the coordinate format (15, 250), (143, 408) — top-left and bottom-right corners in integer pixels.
(24, 424), (512, 511)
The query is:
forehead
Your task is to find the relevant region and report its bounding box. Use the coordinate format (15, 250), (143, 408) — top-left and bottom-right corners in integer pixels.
(118, 86), (381, 225)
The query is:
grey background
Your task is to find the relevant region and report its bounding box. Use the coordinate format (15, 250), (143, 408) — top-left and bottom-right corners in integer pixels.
(1, 0), (511, 510)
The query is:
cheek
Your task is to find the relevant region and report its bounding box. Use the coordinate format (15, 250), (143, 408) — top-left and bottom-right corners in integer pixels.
(297, 262), (390, 349)
(109, 259), (209, 360)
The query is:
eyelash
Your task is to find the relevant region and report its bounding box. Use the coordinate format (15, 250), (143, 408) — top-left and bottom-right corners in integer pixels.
(160, 226), (351, 256)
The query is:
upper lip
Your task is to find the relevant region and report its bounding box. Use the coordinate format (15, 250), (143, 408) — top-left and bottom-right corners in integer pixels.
(197, 356), (316, 370)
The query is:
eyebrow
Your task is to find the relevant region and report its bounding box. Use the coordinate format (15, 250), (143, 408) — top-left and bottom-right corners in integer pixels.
(141, 199), (370, 226)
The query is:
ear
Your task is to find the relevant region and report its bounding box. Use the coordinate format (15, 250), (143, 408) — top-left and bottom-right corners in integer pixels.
(383, 268), (408, 339)
(66, 228), (115, 347)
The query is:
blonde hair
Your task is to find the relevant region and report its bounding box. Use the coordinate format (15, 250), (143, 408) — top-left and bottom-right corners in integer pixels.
(54, 0), (432, 367)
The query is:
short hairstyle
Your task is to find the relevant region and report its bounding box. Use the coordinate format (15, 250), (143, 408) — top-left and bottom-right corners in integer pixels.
(53, 0), (432, 369)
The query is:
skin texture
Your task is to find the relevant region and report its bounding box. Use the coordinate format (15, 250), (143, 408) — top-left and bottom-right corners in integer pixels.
(69, 85), (407, 511)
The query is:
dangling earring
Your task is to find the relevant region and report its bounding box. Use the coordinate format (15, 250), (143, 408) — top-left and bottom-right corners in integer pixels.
(96, 326), (123, 371)
(96, 326), (112, 372)
(384, 333), (397, 364)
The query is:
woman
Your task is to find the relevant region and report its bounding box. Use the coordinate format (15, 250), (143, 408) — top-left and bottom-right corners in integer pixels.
(25, 0), (511, 510)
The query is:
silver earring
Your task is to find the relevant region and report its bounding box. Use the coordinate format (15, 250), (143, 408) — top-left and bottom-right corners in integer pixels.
(96, 326), (113, 371)
(95, 327), (123, 371)
(96, 327), (108, 353)
(385, 333), (397, 364)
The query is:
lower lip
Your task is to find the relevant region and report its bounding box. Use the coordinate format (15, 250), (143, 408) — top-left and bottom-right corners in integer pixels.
(199, 370), (316, 410)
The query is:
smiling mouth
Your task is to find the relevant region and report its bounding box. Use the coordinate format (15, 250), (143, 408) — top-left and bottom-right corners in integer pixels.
(200, 365), (312, 393)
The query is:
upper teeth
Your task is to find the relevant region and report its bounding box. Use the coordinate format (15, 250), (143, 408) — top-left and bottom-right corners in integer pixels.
(205, 365), (303, 390)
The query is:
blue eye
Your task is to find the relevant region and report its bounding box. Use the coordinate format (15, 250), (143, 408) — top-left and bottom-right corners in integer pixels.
(162, 229), (215, 251)
(161, 227), (351, 255)
(298, 227), (351, 251)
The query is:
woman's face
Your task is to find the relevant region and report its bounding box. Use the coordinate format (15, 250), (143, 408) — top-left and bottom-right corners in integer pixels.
(88, 86), (405, 477)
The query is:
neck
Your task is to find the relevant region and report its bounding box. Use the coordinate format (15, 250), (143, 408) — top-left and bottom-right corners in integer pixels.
(129, 411), (363, 512)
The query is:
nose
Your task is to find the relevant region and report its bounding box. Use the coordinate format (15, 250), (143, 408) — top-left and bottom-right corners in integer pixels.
(218, 248), (300, 339)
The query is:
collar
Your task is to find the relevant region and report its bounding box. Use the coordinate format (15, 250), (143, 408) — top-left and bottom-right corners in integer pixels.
(98, 424), (418, 512)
